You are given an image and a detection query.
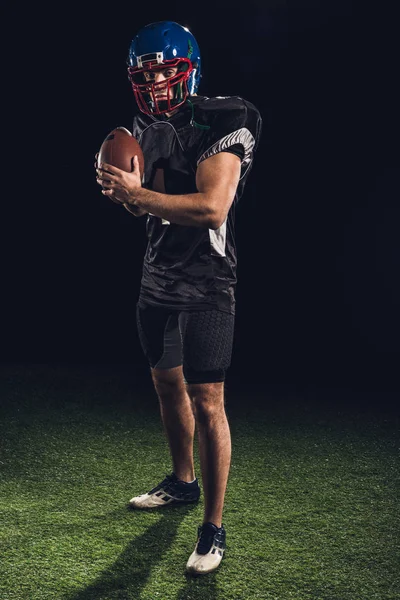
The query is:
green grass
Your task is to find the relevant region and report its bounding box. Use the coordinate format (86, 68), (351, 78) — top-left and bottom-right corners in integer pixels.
(0, 364), (399, 600)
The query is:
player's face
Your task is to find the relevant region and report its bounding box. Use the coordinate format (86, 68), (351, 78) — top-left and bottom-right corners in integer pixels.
(143, 66), (178, 101)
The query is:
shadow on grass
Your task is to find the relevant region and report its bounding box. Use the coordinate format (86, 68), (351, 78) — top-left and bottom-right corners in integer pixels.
(175, 571), (218, 599)
(65, 504), (207, 600)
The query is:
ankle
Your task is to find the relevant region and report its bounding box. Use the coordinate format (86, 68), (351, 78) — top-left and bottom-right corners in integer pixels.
(175, 472), (196, 483)
(203, 519), (222, 529)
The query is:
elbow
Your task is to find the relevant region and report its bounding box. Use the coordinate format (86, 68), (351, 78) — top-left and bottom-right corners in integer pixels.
(206, 192), (234, 230)
(208, 217), (222, 231)
(206, 199), (224, 230)
(207, 210), (223, 231)
(209, 205), (229, 230)
(202, 192), (229, 230)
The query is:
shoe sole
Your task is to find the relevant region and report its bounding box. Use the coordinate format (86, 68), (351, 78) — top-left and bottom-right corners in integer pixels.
(128, 497), (200, 509)
(186, 560), (223, 576)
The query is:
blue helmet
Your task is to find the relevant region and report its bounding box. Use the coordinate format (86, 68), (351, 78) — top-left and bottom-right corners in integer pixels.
(127, 21), (201, 115)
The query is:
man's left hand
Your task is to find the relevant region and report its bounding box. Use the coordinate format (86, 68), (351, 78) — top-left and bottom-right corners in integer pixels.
(96, 155), (142, 205)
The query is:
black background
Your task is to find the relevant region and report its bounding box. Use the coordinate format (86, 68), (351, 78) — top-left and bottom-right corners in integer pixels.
(2, 1), (399, 394)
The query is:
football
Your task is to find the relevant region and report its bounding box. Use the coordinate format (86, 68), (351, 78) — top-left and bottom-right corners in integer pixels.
(97, 126), (145, 180)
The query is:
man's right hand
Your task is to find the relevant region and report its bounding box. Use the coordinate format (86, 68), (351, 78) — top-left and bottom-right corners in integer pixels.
(95, 152), (146, 216)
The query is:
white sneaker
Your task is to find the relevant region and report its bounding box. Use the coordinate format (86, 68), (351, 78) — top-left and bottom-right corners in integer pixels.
(186, 522), (226, 575)
(129, 473), (200, 509)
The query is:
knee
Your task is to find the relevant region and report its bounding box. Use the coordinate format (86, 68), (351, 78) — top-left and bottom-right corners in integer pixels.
(187, 383), (225, 421)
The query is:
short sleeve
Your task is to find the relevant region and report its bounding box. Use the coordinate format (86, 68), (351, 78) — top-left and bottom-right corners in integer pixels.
(221, 143), (245, 161)
(196, 97), (262, 179)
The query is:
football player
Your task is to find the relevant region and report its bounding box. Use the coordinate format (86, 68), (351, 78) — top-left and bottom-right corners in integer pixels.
(96, 20), (262, 575)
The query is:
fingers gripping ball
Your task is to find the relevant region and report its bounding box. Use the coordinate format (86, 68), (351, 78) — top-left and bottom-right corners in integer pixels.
(97, 126), (145, 185)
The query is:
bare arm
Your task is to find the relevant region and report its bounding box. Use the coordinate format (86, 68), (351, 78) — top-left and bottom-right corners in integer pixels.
(97, 151), (241, 229)
(125, 187), (215, 228)
(131, 152), (241, 229)
(122, 203), (147, 217)
(195, 151), (241, 229)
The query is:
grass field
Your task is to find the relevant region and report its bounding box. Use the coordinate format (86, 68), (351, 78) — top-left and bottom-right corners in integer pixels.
(0, 364), (399, 600)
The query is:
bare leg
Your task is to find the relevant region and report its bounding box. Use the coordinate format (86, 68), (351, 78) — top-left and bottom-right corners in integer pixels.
(151, 365), (196, 483)
(186, 382), (231, 528)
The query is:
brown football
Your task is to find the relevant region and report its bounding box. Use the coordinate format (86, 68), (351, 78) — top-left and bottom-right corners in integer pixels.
(97, 126), (144, 180)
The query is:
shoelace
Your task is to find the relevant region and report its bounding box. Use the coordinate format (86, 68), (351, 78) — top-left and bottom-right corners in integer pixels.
(156, 473), (175, 490)
(197, 524), (218, 554)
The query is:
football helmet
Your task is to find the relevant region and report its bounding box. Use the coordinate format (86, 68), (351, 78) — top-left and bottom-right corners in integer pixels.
(127, 21), (201, 116)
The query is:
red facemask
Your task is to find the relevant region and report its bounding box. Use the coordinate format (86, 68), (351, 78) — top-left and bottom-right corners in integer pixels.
(127, 58), (193, 115)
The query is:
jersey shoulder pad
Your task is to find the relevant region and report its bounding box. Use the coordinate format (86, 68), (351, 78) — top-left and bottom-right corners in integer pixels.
(195, 96), (262, 166)
(196, 95), (260, 121)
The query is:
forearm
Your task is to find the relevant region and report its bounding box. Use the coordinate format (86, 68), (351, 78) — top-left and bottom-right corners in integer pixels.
(130, 188), (217, 229)
(123, 203), (148, 217)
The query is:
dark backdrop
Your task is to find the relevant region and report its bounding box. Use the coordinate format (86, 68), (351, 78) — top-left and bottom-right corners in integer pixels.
(2, 1), (399, 392)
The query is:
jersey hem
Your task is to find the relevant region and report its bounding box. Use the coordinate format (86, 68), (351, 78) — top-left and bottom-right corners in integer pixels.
(137, 295), (235, 315)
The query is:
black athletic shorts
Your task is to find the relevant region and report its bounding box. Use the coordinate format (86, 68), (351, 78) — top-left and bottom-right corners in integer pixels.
(136, 303), (235, 384)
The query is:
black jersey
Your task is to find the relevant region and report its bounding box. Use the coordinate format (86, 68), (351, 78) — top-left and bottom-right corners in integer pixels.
(132, 95), (262, 315)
